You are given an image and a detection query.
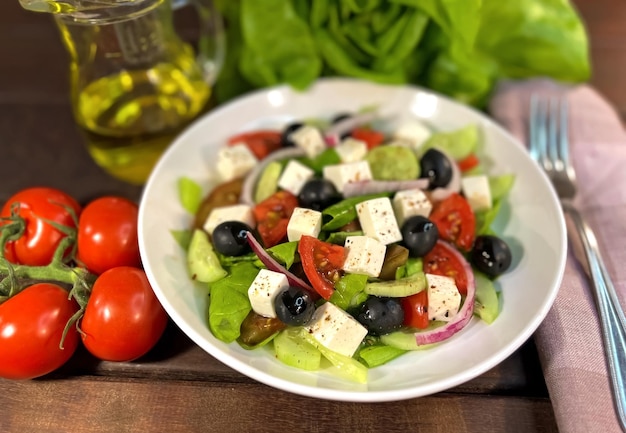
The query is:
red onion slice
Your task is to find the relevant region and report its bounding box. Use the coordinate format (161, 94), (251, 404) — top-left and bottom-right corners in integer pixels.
(323, 111), (378, 141)
(414, 240), (476, 346)
(342, 179), (429, 198)
(245, 231), (316, 295)
(240, 147), (306, 206)
(324, 133), (340, 147)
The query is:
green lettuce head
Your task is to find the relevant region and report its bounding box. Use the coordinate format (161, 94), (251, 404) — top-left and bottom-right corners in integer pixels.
(214, 0), (590, 107)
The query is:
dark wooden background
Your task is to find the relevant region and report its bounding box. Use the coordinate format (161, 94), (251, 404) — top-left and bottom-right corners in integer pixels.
(0, 0), (623, 431)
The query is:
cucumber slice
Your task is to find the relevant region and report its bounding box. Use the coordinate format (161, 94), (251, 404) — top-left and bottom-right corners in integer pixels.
(364, 272), (426, 297)
(273, 328), (321, 371)
(186, 229), (228, 283)
(254, 161), (282, 203)
(422, 124), (478, 160)
(380, 330), (437, 351)
(299, 328), (368, 383)
(473, 271), (500, 324)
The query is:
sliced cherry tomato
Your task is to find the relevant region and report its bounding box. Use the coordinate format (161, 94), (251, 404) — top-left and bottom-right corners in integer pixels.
(350, 127), (385, 149)
(423, 241), (469, 295)
(239, 310), (286, 347)
(194, 177), (243, 229)
(0, 283), (80, 379)
(253, 191), (298, 247)
(228, 130), (283, 160)
(401, 290), (429, 329)
(298, 235), (345, 300)
(429, 193), (476, 251)
(80, 267), (168, 362)
(1, 187), (81, 266)
(457, 154), (480, 172)
(77, 196), (140, 275)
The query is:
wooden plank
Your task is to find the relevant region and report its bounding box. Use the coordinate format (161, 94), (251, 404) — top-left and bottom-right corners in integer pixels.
(51, 323), (548, 397)
(0, 376), (557, 433)
(0, 3), (68, 103)
(572, 0), (626, 118)
(0, 104), (143, 204)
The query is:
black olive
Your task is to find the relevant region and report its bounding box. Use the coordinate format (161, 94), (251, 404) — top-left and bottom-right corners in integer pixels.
(297, 178), (341, 211)
(353, 297), (404, 336)
(400, 215), (439, 257)
(332, 112), (352, 124)
(419, 148), (453, 189)
(274, 286), (315, 326)
(331, 113), (352, 139)
(281, 122), (304, 147)
(470, 235), (512, 278)
(211, 221), (254, 256)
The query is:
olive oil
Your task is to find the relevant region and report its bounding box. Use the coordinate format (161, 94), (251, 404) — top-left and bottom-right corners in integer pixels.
(75, 60), (211, 184)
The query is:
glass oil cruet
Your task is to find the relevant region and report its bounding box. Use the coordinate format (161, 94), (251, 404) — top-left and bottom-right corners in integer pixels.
(19, 0), (225, 184)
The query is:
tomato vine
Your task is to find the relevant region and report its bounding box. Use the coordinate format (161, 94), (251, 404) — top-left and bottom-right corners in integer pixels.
(0, 189), (166, 377)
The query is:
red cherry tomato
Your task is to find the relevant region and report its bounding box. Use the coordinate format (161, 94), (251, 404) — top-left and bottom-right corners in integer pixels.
(423, 241), (469, 295)
(253, 191), (298, 247)
(402, 290), (429, 330)
(0, 283), (80, 379)
(1, 187), (81, 266)
(77, 196), (140, 275)
(457, 153), (480, 172)
(298, 235), (345, 300)
(228, 130), (283, 160)
(80, 267), (168, 362)
(429, 193), (476, 252)
(350, 127), (385, 149)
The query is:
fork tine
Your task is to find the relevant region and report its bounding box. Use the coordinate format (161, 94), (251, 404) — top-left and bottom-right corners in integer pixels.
(558, 98), (577, 182)
(548, 97), (561, 172)
(529, 94), (550, 171)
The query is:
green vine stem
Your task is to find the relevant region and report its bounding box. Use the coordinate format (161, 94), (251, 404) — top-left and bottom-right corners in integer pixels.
(0, 208), (99, 349)
(0, 226), (96, 305)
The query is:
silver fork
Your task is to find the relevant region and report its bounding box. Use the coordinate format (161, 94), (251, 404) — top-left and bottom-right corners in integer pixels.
(530, 95), (626, 430)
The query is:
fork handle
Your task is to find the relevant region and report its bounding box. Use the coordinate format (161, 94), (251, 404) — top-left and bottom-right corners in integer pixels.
(562, 202), (626, 430)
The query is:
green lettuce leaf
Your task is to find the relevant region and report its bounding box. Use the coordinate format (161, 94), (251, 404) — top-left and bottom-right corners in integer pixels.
(476, 0), (590, 81)
(213, 0), (590, 107)
(207, 262), (257, 343)
(239, 0), (321, 89)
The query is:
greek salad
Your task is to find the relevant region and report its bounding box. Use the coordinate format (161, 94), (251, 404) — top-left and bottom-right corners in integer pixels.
(177, 110), (515, 383)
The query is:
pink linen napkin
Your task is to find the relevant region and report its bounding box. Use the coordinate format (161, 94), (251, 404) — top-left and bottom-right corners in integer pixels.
(489, 78), (626, 433)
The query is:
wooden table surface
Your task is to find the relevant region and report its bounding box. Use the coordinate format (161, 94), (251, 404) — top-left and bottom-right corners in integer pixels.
(0, 1), (623, 432)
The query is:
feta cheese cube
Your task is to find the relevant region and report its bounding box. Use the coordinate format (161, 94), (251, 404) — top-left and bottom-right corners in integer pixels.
(343, 236), (386, 278)
(290, 125), (326, 158)
(334, 137), (368, 163)
(277, 160), (314, 195)
(355, 197), (403, 245)
(323, 161), (373, 193)
(306, 302), (368, 358)
(393, 120), (432, 151)
(203, 204), (255, 235)
(248, 269), (289, 318)
(216, 143), (258, 182)
(287, 207), (322, 242)
(461, 175), (492, 212)
(392, 189), (433, 227)
(425, 273), (461, 322)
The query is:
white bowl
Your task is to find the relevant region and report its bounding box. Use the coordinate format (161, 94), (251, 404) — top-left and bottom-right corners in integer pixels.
(138, 78), (566, 402)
